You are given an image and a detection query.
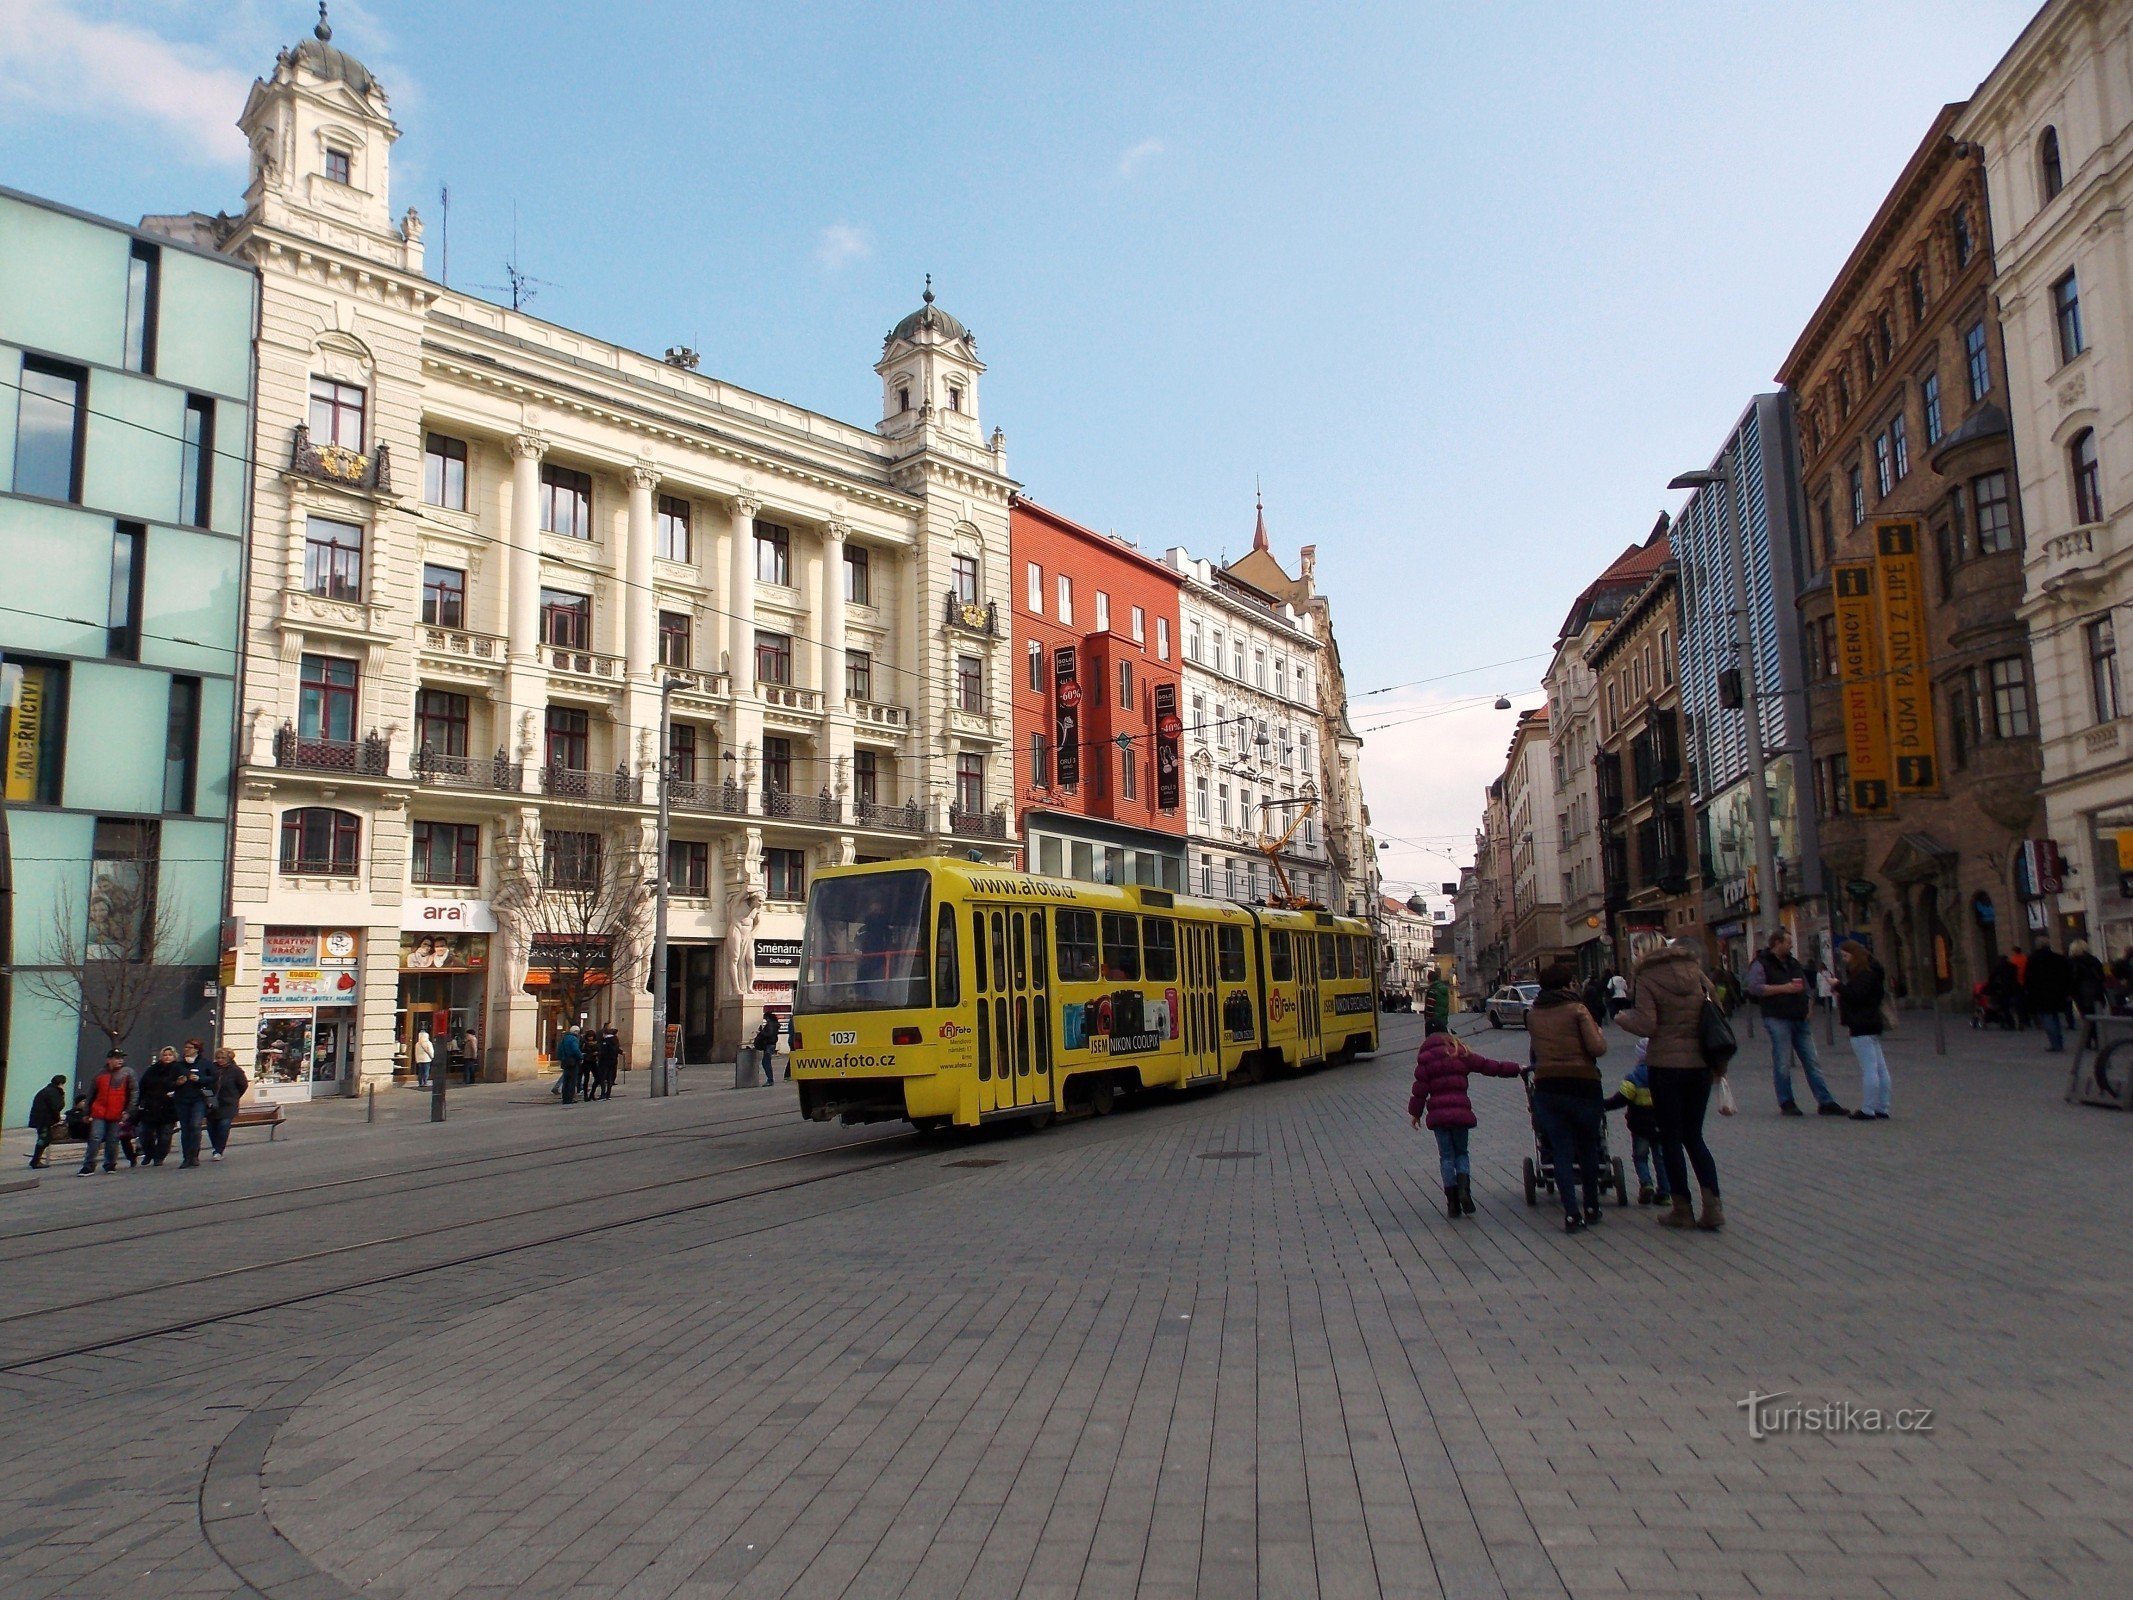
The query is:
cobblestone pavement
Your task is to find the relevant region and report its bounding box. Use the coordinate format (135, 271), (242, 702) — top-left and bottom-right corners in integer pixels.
(2, 1012), (2130, 1599)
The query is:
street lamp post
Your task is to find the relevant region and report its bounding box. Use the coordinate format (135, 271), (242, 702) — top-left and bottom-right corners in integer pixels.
(1670, 453), (1781, 954)
(650, 675), (678, 1097)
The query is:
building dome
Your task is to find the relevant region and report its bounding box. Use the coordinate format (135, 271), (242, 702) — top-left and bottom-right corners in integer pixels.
(887, 277), (971, 346)
(290, 3), (379, 99)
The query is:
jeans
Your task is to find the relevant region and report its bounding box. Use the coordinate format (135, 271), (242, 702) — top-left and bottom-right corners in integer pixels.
(1531, 1089), (1603, 1217)
(2040, 1009), (2066, 1051)
(81, 1117), (123, 1171)
(1851, 1034), (1891, 1115)
(1764, 1016), (1837, 1107)
(1650, 1068), (1720, 1197)
(559, 1061), (581, 1103)
(208, 1113), (234, 1157)
(141, 1120), (175, 1165)
(177, 1101), (208, 1164)
(1629, 1131), (1671, 1199)
(1432, 1126), (1471, 1187)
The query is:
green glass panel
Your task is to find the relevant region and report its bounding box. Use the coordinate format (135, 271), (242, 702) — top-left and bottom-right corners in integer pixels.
(61, 663), (167, 813)
(0, 502), (109, 657)
(140, 524), (240, 676)
(0, 198), (128, 368)
(152, 250), (256, 401)
(82, 372), (183, 524)
(159, 819), (228, 967)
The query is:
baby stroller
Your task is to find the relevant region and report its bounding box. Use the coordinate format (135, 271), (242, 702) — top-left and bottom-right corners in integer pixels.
(1972, 981), (2018, 1030)
(1521, 1075), (1630, 1209)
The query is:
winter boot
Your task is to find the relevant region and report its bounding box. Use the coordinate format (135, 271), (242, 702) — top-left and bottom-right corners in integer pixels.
(1657, 1195), (1696, 1228)
(1457, 1174), (1475, 1215)
(1696, 1189), (1725, 1231)
(1636, 1184), (1654, 1206)
(1445, 1185), (1462, 1220)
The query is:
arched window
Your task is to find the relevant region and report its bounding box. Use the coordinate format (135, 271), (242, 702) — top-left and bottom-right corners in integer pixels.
(2041, 126), (2064, 200)
(2071, 428), (2103, 524)
(280, 807), (361, 875)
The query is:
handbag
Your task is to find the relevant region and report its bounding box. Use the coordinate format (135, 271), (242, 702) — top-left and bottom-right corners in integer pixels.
(1698, 997), (1738, 1070)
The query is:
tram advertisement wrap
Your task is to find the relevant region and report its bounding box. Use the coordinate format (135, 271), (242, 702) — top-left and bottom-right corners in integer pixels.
(1053, 645), (1081, 787)
(1061, 987), (1179, 1053)
(1154, 682), (1181, 811)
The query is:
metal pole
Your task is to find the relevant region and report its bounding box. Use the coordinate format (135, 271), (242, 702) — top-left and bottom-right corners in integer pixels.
(1717, 450), (1783, 955)
(650, 677), (675, 1097)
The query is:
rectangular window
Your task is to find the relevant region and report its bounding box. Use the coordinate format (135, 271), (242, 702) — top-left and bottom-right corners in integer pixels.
(308, 377), (365, 450)
(162, 675), (198, 814)
(2092, 616), (2121, 724)
(544, 706), (590, 772)
(1030, 730), (1050, 788)
(424, 432), (468, 510)
(1849, 465), (1865, 527)
(955, 751), (984, 813)
(667, 839), (709, 895)
(2054, 271), (2085, 363)
(414, 688), (469, 759)
(539, 464), (592, 538)
(303, 516), (364, 602)
(766, 847), (806, 902)
(1026, 640), (1043, 692)
(421, 564), (466, 629)
(756, 522), (792, 585)
(282, 809), (359, 877)
(754, 630), (792, 684)
(1874, 432), (1892, 498)
(1187, 622), (1201, 662)
(1026, 560), (1043, 614)
(1974, 472), (2015, 554)
(543, 830), (601, 890)
(411, 821), (481, 887)
(1922, 372), (1944, 445)
(1099, 912), (1141, 980)
(3, 658), (68, 804)
(14, 357), (86, 502)
(762, 735), (792, 793)
(1660, 628), (1673, 686)
(957, 653), (984, 713)
(1143, 917), (1178, 981)
(107, 522), (144, 660)
(1218, 782), (1231, 827)
(1989, 656), (2033, 738)
(658, 610), (692, 667)
(1965, 321), (1990, 401)
(179, 396), (214, 527)
(324, 146), (351, 185)
(1130, 605), (1146, 643)
(1194, 774), (1209, 822)
(1095, 591), (1111, 632)
(1118, 658), (1133, 708)
(656, 494), (691, 561)
(1217, 924), (1246, 982)
(123, 240), (159, 374)
(1268, 930), (1294, 982)
(853, 748), (878, 805)
(953, 552), (980, 605)
(1254, 648), (1267, 687)
(669, 723), (697, 783)
(1891, 412), (1909, 480)
(539, 588), (590, 649)
(844, 544), (870, 604)
(1057, 574), (1073, 625)
(298, 653), (358, 743)
(1231, 639), (1244, 678)
(1056, 909), (1098, 982)
(846, 649), (873, 702)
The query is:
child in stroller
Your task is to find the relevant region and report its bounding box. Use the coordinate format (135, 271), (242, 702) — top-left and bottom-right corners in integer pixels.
(1522, 1074), (1630, 1210)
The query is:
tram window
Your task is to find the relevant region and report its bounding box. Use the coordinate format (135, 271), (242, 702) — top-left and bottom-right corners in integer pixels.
(1217, 924), (1246, 983)
(1056, 910), (1099, 982)
(1318, 933), (1338, 979)
(935, 905), (960, 1006)
(1100, 913), (1141, 981)
(1012, 912), (1027, 989)
(1268, 930), (1294, 982)
(1353, 935), (1371, 976)
(1032, 911), (1049, 987)
(972, 909), (988, 995)
(1337, 936), (1356, 979)
(1143, 917), (1178, 981)
(991, 911), (1008, 994)
(796, 869), (930, 1011)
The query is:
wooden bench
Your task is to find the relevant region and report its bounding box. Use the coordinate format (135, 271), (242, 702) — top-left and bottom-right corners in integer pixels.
(230, 1103), (287, 1141)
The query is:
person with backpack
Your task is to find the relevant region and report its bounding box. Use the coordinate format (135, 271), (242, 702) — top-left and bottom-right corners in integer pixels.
(1408, 1032), (1524, 1220)
(28, 1074), (68, 1169)
(78, 1050), (135, 1175)
(1617, 939), (1731, 1230)
(1836, 943), (1892, 1120)
(207, 1048), (249, 1160)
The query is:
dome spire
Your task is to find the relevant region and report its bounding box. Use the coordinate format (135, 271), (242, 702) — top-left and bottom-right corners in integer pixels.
(922, 273), (935, 306)
(315, 1), (331, 41)
(1253, 479), (1269, 552)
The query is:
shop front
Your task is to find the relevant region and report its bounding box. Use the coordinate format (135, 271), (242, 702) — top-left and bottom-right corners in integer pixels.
(523, 933), (613, 1065)
(396, 900), (495, 1081)
(254, 927), (362, 1100)
(753, 935), (801, 1032)
(664, 943), (717, 1065)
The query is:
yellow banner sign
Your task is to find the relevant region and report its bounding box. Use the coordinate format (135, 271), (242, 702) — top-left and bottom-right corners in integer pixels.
(1833, 562), (1892, 812)
(4, 664), (47, 803)
(1876, 520), (1938, 792)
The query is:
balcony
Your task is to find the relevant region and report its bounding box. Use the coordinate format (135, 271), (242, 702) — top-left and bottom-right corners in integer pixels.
(942, 590), (1000, 637)
(948, 805), (1009, 840)
(545, 646), (624, 683)
(663, 666), (731, 701)
(762, 788), (840, 824)
(853, 797), (924, 832)
(2037, 524), (2106, 596)
(757, 683), (824, 716)
(420, 626), (507, 670)
(289, 423), (392, 494)
(848, 699), (909, 732)
(273, 724), (389, 776)
(541, 764), (643, 805)
(413, 747), (524, 793)
(669, 777), (748, 815)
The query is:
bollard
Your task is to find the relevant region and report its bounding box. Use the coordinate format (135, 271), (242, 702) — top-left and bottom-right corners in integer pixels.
(367, 1082), (376, 1123)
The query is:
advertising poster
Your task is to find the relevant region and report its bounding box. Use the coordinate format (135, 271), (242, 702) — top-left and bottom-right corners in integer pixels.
(1053, 645), (1082, 786)
(1875, 520), (1939, 792)
(1833, 561), (1893, 812)
(1154, 681), (1181, 811)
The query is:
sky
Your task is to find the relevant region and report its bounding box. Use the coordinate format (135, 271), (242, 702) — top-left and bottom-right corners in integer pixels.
(0, 0), (2043, 906)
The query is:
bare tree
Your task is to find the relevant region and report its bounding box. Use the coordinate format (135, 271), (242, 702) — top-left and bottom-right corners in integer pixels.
(16, 826), (192, 1061)
(493, 809), (654, 1033)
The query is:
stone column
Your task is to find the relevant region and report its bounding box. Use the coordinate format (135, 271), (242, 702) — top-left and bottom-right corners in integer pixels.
(508, 434), (544, 661)
(625, 463), (658, 679)
(820, 522), (849, 701)
(726, 494), (760, 679)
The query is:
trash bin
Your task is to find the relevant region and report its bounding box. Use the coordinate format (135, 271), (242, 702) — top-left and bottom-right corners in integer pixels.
(734, 1047), (759, 1089)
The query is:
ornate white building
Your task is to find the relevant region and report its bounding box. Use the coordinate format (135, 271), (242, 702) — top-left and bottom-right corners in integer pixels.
(148, 15), (1016, 1093)
(1377, 895), (1436, 1004)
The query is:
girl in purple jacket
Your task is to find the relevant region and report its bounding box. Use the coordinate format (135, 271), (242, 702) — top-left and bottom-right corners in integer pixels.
(1409, 1033), (1524, 1219)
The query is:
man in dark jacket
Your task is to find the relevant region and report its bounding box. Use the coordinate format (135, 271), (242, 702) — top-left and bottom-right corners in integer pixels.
(1745, 930), (1845, 1116)
(2025, 939), (2075, 1052)
(594, 1026), (621, 1099)
(173, 1040), (213, 1167)
(28, 1074), (68, 1168)
(208, 1048), (249, 1160)
(136, 1047), (185, 1164)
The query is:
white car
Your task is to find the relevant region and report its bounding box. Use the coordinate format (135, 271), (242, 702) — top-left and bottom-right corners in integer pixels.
(1485, 984), (1542, 1029)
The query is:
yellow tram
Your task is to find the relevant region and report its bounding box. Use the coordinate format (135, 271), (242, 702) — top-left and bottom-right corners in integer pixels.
(790, 858), (1379, 1129)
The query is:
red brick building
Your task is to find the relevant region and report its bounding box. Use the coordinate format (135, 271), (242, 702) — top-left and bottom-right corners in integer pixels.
(1010, 499), (1187, 887)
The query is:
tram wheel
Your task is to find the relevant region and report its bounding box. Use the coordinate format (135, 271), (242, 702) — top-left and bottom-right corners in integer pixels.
(1089, 1080), (1116, 1116)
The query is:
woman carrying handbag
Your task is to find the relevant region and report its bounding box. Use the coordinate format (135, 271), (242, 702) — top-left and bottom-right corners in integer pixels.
(1617, 938), (1730, 1231)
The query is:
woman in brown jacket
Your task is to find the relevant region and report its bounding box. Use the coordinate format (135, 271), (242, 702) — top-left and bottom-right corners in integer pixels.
(1526, 961), (1609, 1233)
(1617, 940), (1724, 1230)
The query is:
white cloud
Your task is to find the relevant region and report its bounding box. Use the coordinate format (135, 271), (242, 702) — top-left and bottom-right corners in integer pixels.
(0, 0), (252, 166)
(1117, 137), (1165, 178)
(1357, 690), (1544, 881)
(814, 222), (872, 272)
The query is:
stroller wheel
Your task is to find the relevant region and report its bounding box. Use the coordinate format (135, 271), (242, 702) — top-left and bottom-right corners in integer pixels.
(1612, 1157), (1629, 1206)
(1522, 1157), (1538, 1207)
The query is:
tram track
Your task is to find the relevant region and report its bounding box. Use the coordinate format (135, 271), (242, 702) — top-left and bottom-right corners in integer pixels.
(0, 1128), (937, 1374)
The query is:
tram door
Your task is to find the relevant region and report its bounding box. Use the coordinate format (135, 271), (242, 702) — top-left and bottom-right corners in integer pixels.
(1182, 922), (1222, 1081)
(1297, 931), (1324, 1064)
(1015, 908), (1052, 1109)
(973, 906), (1051, 1116)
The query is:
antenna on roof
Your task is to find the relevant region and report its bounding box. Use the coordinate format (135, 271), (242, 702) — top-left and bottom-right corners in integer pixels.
(469, 204), (554, 312)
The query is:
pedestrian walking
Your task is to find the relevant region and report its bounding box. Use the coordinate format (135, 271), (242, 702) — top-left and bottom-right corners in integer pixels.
(78, 1050), (135, 1175)
(556, 1024), (585, 1104)
(460, 1026), (481, 1086)
(1836, 944), (1892, 1120)
(1407, 1032), (1522, 1220)
(595, 1025), (621, 1099)
(1581, 974), (1610, 1028)
(1602, 1046), (1670, 1206)
(208, 1048), (248, 1160)
(1745, 929), (1846, 1116)
(173, 1039), (212, 1167)
(136, 1047), (185, 1165)
(28, 1074), (68, 1169)
(751, 1011), (781, 1086)
(2024, 938), (2074, 1052)
(413, 1028), (435, 1089)
(1617, 939), (1730, 1230)
(1606, 970), (1630, 1020)
(1526, 962), (1610, 1233)
(2070, 939), (2108, 1025)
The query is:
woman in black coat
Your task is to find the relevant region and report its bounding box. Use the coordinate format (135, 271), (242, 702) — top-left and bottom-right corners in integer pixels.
(1836, 944), (1890, 1120)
